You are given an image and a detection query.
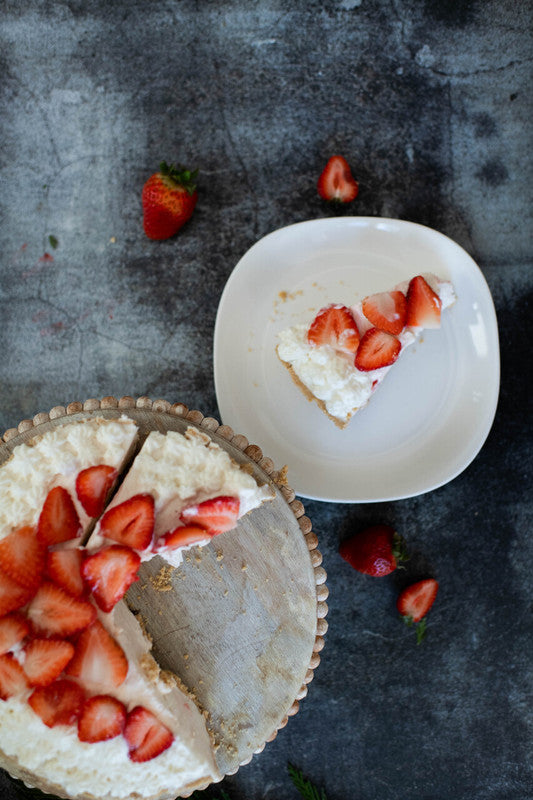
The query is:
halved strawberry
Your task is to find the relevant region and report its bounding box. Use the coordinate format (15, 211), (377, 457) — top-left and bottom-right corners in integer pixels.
(124, 705), (174, 762)
(397, 578), (439, 623)
(405, 275), (442, 328)
(99, 494), (155, 550)
(0, 653), (29, 699)
(0, 526), (45, 590)
(66, 620), (128, 688)
(78, 694), (127, 743)
(82, 545), (140, 612)
(154, 524), (210, 552)
(26, 582), (96, 637)
(0, 568), (36, 616)
(76, 465), (118, 519)
(362, 291), (407, 336)
(23, 639), (75, 687)
(46, 548), (86, 598)
(37, 486), (82, 546)
(28, 679), (85, 727)
(317, 155), (359, 203)
(307, 305), (360, 354)
(0, 613), (29, 655)
(180, 496), (240, 535)
(354, 328), (401, 372)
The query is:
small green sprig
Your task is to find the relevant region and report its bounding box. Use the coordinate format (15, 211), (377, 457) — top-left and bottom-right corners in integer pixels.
(402, 614), (428, 644)
(288, 763), (328, 800)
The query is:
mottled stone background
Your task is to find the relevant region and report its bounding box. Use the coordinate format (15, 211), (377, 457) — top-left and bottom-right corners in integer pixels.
(0, 1), (532, 799)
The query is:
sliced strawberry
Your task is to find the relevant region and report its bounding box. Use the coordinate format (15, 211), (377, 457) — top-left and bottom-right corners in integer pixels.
(82, 545), (140, 613)
(307, 304), (360, 354)
(0, 653), (29, 699)
(362, 290), (407, 336)
(317, 155), (359, 203)
(0, 568), (36, 616)
(78, 694), (127, 743)
(124, 705), (174, 762)
(0, 526), (45, 590)
(397, 578), (439, 623)
(46, 548), (86, 598)
(180, 496), (240, 535)
(0, 613), (29, 655)
(28, 678), (85, 727)
(354, 328), (401, 372)
(76, 465), (118, 519)
(155, 524), (210, 552)
(26, 582), (96, 637)
(405, 275), (442, 328)
(23, 639), (75, 687)
(37, 486), (82, 546)
(99, 494), (155, 550)
(66, 620), (128, 688)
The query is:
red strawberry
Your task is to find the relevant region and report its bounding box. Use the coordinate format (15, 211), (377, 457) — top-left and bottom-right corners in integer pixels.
(405, 275), (442, 328)
(78, 694), (127, 743)
(26, 582), (96, 637)
(28, 679), (85, 727)
(397, 578), (439, 623)
(82, 545), (140, 612)
(142, 161), (198, 240)
(76, 465), (118, 519)
(317, 155), (359, 203)
(0, 613), (29, 655)
(37, 486), (82, 546)
(124, 706), (174, 763)
(0, 653), (29, 699)
(339, 525), (408, 577)
(46, 548), (86, 598)
(354, 327), (401, 371)
(66, 620), (128, 688)
(155, 524), (210, 552)
(23, 639), (75, 687)
(0, 526), (45, 590)
(180, 496), (240, 535)
(362, 291), (407, 336)
(307, 305), (360, 354)
(0, 568), (36, 616)
(99, 494), (155, 551)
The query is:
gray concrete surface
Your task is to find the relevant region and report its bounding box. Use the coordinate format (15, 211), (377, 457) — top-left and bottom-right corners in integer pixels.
(1, 2), (532, 799)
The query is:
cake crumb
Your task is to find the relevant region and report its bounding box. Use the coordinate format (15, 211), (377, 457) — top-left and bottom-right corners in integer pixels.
(276, 464), (289, 486)
(149, 564), (174, 592)
(241, 563), (247, 571)
(216, 551), (224, 561)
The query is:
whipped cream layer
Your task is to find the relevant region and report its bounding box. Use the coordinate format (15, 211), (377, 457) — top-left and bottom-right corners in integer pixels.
(277, 275), (455, 424)
(0, 416), (138, 539)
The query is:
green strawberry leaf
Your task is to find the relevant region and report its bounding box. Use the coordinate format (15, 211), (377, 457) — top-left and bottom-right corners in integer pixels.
(288, 763), (328, 800)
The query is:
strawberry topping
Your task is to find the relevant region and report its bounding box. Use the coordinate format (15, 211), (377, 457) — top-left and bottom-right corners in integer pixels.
(362, 290), (407, 336)
(317, 155), (359, 203)
(37, 487), (82, 546)
(26, 582), (96, 638)
(124, 705), (174, 762)
(66, 620), (128, 688)
(0, 568), (36, 616)
(155, 524), (210, 552)
(23, 638), (75, 687)
(99, 494), (155, 551)
(0, 653), (29, 699)
(354, 328), (401, 372)
(307, 305), (360, 354)
(0, 526), (45, 590)
(46, 548), (86, 598)
(82, 545), (140, 612)
(76, 465), (118, 519)
(28, 679), (85, 727)
(180, 496), (240, 535)
(397, 578), (439, 623)
(78, 694), (127, 743)
(405, 275), (442, 329)
(0, 613), (29, 655)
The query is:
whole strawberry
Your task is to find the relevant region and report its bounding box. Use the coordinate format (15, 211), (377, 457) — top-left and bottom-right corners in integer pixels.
(339, 524), (408, 577)
(142, 161), (198, 240)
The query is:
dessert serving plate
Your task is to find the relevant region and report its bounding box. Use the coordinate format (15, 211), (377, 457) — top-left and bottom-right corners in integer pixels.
(214, 217), (500, 503)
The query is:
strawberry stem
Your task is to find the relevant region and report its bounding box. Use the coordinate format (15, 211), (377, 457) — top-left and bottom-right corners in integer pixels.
(159, 161), (198, 195)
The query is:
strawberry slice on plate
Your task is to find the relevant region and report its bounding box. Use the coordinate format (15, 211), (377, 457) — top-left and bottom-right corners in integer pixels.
(28, 678), (85, 727)
(362, 291), (407, 336)
(355, 327), (401, 371)
(0, 568), (37, 616)
(0, 613), (29, 655)
(78, 694), (127, 743)
(406, 275), (442, 328)
(397, 578), (439, 623)
(0, 526), (45, 590)
(26, 581), (96, 637)
(66, 619), (128, 688)
(46, 548), (86, 598)
(23, 638), (75, 687)
(76, 465), (118, 519)
(82, 545), (140, 612)
(154, 524), (210, 552)
(99, 494), (155, 550)
(307, 305), (360, 354)
(0, 653), (29, 699)
(124, 705), (174, 762)
(317, 155), (359, 203)
(37, 486), (82, 546)
(180, 496), (240, 535)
